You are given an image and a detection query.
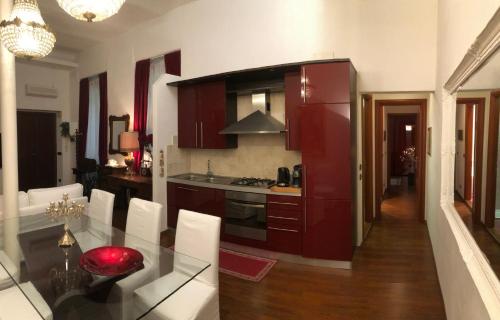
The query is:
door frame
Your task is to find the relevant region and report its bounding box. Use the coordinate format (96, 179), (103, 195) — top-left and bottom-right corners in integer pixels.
(373, 99), (427, 222)
(362, 94), (373, 239)
(484, 91), (500, 228)
(456, 97), (485, 224)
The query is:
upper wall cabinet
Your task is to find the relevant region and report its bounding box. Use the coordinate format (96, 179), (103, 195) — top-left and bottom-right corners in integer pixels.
(178, 80), (237, 149)
(285, 71), (302, 151)
(301, 62), (352, 104)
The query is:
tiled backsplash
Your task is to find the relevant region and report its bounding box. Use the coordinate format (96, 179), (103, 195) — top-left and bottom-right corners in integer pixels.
(166, 92), (301, 179)
(190, 135), (301, 179)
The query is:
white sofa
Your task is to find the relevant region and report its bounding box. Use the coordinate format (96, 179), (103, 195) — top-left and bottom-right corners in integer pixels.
(0, 183), (89, 219)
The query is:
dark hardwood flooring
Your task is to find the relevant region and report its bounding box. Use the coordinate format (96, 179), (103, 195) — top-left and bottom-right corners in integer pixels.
(113, 189), (446, 320)
(454, 198), (500, 279)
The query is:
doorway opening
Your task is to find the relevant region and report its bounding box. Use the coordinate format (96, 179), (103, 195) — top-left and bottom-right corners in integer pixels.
(17, 110), (58, 191)
(485, 91), (500, 242)
(453, 98), (485, 227)
(368, 99), (427, 222)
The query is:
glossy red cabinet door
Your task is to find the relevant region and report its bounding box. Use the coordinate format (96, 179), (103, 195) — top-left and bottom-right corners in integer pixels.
(302, 199), (352, 260)
(178, 85), (198, 148)
(301, 62), (351, 104)
(167, 182), (178, 228)
(300, 103), (351, 200)
(198, 81), (227, 149)
(285, 71), (302, 151)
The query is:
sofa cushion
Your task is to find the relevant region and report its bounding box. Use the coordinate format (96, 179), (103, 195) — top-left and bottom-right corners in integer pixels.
(28, 183), (84, 206)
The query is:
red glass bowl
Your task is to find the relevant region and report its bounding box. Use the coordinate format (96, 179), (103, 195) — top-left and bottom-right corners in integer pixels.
(79, 246), (144, 276)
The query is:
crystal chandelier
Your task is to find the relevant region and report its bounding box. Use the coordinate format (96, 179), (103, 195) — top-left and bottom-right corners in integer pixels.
(56, 0), (126, 22)
(0, 0), (56, 59)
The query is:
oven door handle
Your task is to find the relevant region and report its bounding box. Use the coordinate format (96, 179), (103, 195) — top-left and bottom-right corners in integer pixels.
(227, 200), (265, 209)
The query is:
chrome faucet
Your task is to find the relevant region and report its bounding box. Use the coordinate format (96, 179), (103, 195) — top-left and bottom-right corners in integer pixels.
(207, 160), (214, 178)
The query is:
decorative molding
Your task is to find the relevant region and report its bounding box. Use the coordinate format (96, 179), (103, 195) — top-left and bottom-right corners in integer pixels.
(441, 7), (500, 316)
(444, 8), (500, 93)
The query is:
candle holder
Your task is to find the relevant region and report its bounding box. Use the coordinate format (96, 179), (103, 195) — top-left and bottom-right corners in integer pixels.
(45, 193), (85, 248)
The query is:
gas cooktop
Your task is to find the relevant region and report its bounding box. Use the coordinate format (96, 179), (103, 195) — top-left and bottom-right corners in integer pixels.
(230, 177), (275, 188)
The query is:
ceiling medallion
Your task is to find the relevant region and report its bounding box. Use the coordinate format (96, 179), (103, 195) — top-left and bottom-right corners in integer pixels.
(0, 0), (56, 59)
(56, 0), (127, 22)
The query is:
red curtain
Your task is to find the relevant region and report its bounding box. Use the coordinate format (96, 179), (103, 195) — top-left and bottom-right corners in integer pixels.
(78, 78), (90, 166)
(133, 59), (151, 171)
(164, 50), (181, 76)
(98, 72), (108, 165)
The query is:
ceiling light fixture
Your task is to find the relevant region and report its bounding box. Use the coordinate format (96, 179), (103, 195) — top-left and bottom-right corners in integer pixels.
(0, 0), (56, 59)
(56, 0), (126, 22)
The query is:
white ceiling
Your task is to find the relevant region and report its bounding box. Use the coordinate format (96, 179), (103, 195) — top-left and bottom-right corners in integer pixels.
(38, 0), (192, 52)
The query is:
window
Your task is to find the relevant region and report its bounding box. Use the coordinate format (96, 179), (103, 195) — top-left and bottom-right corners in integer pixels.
(85, 76), (100, 163)
(146, 56), (166, 135)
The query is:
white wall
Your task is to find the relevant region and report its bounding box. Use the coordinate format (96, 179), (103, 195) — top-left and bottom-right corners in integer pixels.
(0, 61), (78, 194)
(77, 0), (438, 243)
(431, 0), (500, 319)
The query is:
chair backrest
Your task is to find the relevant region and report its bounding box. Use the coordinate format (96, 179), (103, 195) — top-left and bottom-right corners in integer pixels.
(27, 183), (84, 206)
(89, 189), (115, 226)
(126, 198), (162, 245)
(175, 209), (221, 287)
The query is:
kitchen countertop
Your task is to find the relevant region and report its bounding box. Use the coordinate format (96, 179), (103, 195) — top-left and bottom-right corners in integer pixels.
(167, 173), (302, 197)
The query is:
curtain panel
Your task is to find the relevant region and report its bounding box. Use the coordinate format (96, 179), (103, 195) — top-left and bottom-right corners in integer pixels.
(133, 59), (151, 171)
(164, 50), (181, 76)
(77, 78), (90, 165)
(98, 72), (108, 165)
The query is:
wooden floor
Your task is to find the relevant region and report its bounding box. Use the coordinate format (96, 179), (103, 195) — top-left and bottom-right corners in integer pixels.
(454, 198), (500, 279)
(153, 186), (446, 320)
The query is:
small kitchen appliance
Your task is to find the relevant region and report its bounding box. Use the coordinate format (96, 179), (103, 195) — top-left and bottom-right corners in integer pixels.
(292, 164), (302, 188)
(276, 167), (290, 187)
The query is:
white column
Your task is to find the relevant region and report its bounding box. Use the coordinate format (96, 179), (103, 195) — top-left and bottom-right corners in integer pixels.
(0, 0), (19, 219)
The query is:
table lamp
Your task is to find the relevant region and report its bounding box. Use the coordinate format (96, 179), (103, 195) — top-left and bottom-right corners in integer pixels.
(120, 131), (139, 175)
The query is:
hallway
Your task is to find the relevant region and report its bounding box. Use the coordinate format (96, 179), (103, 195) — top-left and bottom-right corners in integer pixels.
(159, 189), (446, 320)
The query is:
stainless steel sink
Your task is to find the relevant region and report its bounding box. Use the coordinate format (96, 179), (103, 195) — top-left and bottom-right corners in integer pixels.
(172, 173), (232, 185)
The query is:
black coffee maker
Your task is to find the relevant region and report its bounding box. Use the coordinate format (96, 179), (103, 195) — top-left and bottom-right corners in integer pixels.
(292, 164), (302, 188)
(276, 167), (290, 187)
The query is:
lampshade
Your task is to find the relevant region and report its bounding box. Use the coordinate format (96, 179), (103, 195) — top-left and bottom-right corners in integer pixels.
(120, 131), (139, 153)
(56, 0), (126, 22)
(0, 0), (56, 59)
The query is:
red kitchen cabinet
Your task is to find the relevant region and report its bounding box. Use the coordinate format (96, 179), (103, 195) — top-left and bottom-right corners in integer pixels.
(301, 62), (352, 104)
(300, 103), (352, 200)
(177, 81), (237, 149)
(177, 85), (198, 148)
(266, 194), (302, 254)
(285, 71), (302, 151)
(167, 182), (224, 229)
(302, 199), (352, 260)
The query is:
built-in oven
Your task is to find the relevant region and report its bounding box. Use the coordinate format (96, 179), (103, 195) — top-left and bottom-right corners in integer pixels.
(224, 191), (267, 241)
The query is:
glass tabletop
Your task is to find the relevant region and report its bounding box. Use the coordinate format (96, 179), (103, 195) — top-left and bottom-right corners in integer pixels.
(0, 213), (210, 320)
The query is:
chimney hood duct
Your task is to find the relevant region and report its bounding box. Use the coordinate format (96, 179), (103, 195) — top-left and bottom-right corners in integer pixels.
(220, 91), (285, 135)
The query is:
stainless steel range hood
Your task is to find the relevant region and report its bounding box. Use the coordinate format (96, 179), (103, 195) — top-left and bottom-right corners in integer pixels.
(219, 91), (285, 135)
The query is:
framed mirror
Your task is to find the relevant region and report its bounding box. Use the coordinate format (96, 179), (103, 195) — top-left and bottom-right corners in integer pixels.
(109, 114), (130, 155)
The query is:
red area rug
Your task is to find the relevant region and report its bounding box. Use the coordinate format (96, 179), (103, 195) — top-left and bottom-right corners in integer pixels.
(219, 248), (276, 282)
(169, 246), (276, 282)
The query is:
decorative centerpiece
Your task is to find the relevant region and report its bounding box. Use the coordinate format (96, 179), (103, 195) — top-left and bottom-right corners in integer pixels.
(79, 246), (144, 276)
(400, 146), (416, 186)
(45, 193), (85, 248)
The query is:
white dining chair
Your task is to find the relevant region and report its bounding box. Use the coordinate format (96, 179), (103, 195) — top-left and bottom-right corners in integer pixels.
(0, 281), (53, 320)
(88, 189), (115, 226)
(125, 198), (162, 244)
(136, 209), (221, 320)
(109, 198), (162, 320)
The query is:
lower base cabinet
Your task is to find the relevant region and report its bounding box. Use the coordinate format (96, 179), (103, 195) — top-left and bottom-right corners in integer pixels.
(266, 195), (303, 254)
(167, 182), (224, 228)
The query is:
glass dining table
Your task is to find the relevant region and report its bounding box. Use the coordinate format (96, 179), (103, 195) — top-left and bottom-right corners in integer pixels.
(0, 212), (210, 320)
